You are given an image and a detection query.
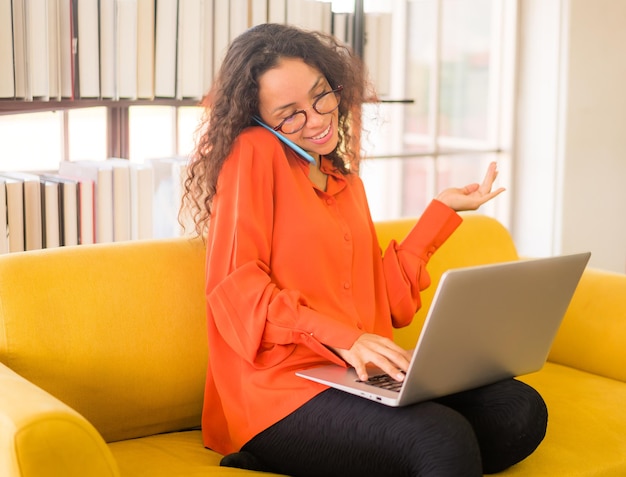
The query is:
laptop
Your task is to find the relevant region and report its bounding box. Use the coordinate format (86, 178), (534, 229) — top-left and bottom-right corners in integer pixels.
(296, 252), (591, 407)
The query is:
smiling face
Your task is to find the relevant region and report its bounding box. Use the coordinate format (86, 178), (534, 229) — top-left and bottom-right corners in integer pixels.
(257, 57), (340, 162)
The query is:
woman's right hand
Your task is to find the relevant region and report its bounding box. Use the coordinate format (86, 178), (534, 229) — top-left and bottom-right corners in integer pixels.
(330, 333), (412, 382)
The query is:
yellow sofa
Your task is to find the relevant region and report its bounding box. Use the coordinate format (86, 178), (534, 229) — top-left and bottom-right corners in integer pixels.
(1, 214), (625, 476)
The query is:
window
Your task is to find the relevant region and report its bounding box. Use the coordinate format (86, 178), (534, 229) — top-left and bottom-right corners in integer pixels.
(359, 0), (516, 226)
(1, 0), (515, 227)
(128, 105), (202, 163)
(0, 111), (63, 170)
(67, 107), (108, 161)
(0, 104), (202, 170)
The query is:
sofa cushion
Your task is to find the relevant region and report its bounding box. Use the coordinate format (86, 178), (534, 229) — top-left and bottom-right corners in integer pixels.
(513, 362), (626, 475)
(108, 431), (286, 477)
(107, 363), (626, 477)
(548, 267), (626, 382)
(0, 238), (207, 443)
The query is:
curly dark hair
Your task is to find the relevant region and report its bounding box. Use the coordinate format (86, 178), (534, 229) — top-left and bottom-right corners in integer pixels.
(183, 23), (370, 237)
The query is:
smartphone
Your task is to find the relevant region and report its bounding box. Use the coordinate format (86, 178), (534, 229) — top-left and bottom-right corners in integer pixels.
(252, 116), (316, 164)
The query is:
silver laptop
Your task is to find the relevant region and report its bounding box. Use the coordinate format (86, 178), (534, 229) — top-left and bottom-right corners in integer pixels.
(297, 252), (591, 407)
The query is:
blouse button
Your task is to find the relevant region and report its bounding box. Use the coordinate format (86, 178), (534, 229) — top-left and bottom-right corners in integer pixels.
(326, 198), (334, 205)
(344, 233), (351, 241)
(343, 282), (350, 289)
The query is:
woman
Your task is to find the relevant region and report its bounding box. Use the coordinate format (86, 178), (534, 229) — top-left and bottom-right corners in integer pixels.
(184, 23), (547, 476)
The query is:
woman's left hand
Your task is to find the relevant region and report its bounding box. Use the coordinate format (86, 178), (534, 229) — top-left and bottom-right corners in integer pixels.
(435, 161), (506, 212)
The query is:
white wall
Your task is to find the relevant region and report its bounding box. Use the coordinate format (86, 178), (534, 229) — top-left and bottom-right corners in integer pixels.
(513, 0), (626, 273)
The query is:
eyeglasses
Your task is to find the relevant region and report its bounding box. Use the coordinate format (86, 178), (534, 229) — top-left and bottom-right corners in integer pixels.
(272, 85), (343, 134)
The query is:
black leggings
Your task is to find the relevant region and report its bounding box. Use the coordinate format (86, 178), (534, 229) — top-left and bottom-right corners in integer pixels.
(223, 379), (547, 477)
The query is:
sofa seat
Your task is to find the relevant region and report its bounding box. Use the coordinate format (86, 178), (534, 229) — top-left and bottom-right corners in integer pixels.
(107, 362), (626, 477)
(108, 431), (284, 477)
(514, 362), (626, 475)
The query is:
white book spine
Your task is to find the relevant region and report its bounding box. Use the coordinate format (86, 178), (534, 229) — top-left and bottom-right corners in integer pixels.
(268, 0), (286, 24)
(136, 0), (155, 98)
(43, 181), (61, 248)
(0, 0), (14, 98)
(21, 177), (43, 250)
(176, 0), (204, 100)
(58, 0), (74, 98)
(154, 0), (178, 98)
(99, 0), (116, 98)
(130, 165), (153, 240)
(0, 180), (8, 254)
(116, 0), (138, 99)
(251, 0), (268, 27)
(5, 181), (25, 253)
(229, 0), (248, 41)
(201, 0), (214, 92)
(12, 0), (29, 99)
(212, 0), (229, 75)
(47, 0), (61, 100)
(77, 0), (101, 98)
(25, 0), (50, 99)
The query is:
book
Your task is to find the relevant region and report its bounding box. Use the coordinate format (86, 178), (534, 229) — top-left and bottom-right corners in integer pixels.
(251, 0), (268, 27)
(201, 0), (214, 93)
(77, 0), (100, 98)
(116, 0), (138, 99)
(0, 178), (8, 253)
(2, 177), (25, 253)
(212, 0), (229, 76)
(128, 162), (153, 240)
(292, 0), (332, 33)
(47, 0), (62, 100)
(286, 0), (303, 28)
(24, 0), (50, 100)
(136, 0), (155, 98)
(176, 0), (204, 99)
(40, 173), (82, 246)
(59, 161), (113, 243)
(320, 1), (332, 35)
(12, 0), (28, 99)
(0, 172), (43, 251)
(148, 156), (189, 238)
(154, 0), (178, 98)
(58, 0), (77, 98)
(332, 12), (354, 48)
(364, 12), (392, 96)
(106, 158), (132, 242)
(100, 0), (138, 99)
(41, 179), (61, 248)
(99, 0), (116, 98)
(268, 0), (286, 24)
(76, 177), (94, 245)
(229, 0), (248, 42)
(0, 0), (15, 98)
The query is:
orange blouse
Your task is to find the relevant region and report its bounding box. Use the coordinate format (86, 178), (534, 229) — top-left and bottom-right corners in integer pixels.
(201, 126), (462, 455)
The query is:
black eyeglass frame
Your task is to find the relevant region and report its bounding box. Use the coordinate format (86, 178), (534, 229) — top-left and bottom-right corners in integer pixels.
(271, 85), (344, 134)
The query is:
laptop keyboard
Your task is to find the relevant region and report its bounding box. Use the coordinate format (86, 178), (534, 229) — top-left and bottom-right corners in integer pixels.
(357, 374), (403, 392)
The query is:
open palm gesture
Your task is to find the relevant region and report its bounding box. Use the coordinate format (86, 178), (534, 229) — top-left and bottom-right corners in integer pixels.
(436, 161), (505, 212)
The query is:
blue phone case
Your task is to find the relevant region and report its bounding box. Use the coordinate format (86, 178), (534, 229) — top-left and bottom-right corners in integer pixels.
(252, 116), (316, 164)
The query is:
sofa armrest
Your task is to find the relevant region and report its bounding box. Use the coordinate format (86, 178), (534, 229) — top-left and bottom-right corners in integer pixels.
(0, 363), (120, 477)
(548, 267), (626, 382)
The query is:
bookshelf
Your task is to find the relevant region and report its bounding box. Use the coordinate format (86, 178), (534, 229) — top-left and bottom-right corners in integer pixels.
(0, 98), (198, 114)
(0, 99), (200, 159)
(0, 0), (352, 158)
(0, 0), (365, 255)
(0, 0), (376, 163)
